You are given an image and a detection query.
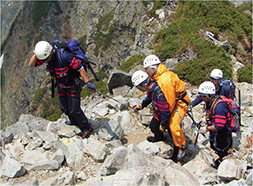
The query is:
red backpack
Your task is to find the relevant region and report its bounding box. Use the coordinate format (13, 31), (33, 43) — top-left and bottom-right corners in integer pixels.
(212, 95), (240, 133)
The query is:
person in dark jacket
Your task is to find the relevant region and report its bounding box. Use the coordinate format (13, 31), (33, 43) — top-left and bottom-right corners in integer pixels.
(29, 41), (95, 138)
(190, 69), (234, 109)
(197, 81), (232, 169)
(131, 70), (170, 143)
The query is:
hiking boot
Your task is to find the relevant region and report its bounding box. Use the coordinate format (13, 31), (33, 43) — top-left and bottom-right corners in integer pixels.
(81, 127), (93, 139)
(177, 144), (188, 161)
(147, 136), (164, 143)
(211, 158), (221, 169)
(65, 121), (75, 125)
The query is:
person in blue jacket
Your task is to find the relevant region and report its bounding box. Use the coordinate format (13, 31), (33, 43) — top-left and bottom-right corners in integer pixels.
(29, 41), (95, 138)
(197, 81), (232, 169)
(131, 70), (188, 162)
(190, 69), (234, 109)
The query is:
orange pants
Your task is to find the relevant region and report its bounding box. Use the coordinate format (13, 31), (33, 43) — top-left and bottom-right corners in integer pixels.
(168, 100), (188, 148)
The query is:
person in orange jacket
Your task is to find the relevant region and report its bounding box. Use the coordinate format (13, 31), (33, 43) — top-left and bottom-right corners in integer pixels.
(143, 55), (189, 162)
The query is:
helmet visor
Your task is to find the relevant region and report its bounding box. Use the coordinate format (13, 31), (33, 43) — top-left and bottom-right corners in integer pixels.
(209, 76), (220, 80)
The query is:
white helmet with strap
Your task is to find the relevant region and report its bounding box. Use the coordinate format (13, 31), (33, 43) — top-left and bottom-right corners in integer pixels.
(209, 69), (223, 79)
(143, 55), (161, 68)
(198, 81), (216, 96)
(131, 70), (149, 86)
(34, 41), (53, 60)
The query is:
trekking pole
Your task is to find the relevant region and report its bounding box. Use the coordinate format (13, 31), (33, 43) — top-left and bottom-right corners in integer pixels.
(51, 77), (55, 98)
(238, 87), (241, 126)
(187, 111), (204, 147)
(95, 90), (125, 105)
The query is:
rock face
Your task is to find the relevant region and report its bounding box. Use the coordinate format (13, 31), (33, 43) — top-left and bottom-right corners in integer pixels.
(0, 80), (252, 185)
(1, 1), (172, 126)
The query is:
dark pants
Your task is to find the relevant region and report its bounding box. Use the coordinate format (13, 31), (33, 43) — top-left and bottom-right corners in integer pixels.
(149, 117), (165, 141)
(210, 130), (232, 160)
(58, 85), (90, 132)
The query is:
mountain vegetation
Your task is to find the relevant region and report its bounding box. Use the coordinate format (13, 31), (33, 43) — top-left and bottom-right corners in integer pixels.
(0, 0), (252, 129)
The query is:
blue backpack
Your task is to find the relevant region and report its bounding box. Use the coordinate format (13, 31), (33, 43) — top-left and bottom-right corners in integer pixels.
(50, 39), (99, 81)
(220, 78), (236, 99)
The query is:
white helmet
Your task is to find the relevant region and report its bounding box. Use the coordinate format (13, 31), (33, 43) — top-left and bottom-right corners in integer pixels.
(143, 55), (161, 68)
(34, 41), (53, 60)
(131, 70), (149, 86)
(209, 69), (223, 79)
(198, 81), (216, 96)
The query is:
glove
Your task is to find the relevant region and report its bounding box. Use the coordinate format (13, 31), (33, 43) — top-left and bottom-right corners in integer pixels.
(188, 105), (192, 112)
(159, 125), (167, 133)
(87, 82), (96, 91)
(133, 104), (142, 111)
(198, 126), (207, 135)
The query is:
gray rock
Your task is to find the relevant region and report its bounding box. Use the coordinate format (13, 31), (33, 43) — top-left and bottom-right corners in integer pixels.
(53, 148), (65, 165)
(5, 121), (30, 137)
(1, 154), (27, 178)
(137, 140), (160, 156)
(83, 138), (109, 162)
(106, 95), (129, 111)
(98, 146), (127, 175)
(156, 141), (174, 159)
(113, 166), (165, 186)
(97, 118), (124, 141)
(19, 150), (49, 164)
(54, 137), (84, 171)
(40, 170), (76, 186)
(0, 130), (13, 147)
(107, 69), (133, 94)
(13, 179), (39, 186)
(35, 130), (58, 144)
(218, 159), (247, 181)
(28, 160), (60, 170)
(5, 141), (24, 159)
(112, 85), (131, 96)
(245, 170), (253, 185)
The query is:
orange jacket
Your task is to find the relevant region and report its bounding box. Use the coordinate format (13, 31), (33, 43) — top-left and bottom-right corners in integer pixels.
(151, 64), (189, 112)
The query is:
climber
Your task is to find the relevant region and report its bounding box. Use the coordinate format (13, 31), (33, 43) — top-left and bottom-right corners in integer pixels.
(190, 68), (235, 109)
(197, 81), (233, 169)
(143, 55), (189, 162)
(29, 41), (95, 138)
(132, 70), (170, 144)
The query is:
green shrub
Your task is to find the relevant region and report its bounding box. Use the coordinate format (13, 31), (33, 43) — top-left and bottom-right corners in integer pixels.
(172, 38), (232, 85)
(81, 80), (108, 99)
(237, 65), (252, 83)
(153, 1), (251, 84)
(32, 1), (63, 29)
(45, 108), (63, 121)
(96, 8), (115, 31)
(77, 35), (87, 52)
(65, 15), (71, 22)
(33, 88), (46, 104)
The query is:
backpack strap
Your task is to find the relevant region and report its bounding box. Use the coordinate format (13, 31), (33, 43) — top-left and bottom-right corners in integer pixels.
(206, 96), (220, 121)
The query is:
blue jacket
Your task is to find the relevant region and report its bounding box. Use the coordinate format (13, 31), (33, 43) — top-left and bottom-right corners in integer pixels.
(206, 96), (231, 131)
(35, 47), (84, 86)
(141, 82), (171, 127)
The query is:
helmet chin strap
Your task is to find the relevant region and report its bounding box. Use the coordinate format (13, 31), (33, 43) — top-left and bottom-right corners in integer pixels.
(148, 66), (157, 76)
(207, 94), (215, 103)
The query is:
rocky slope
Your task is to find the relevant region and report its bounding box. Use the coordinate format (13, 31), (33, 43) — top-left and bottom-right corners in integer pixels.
(0, 77), (252, 185)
